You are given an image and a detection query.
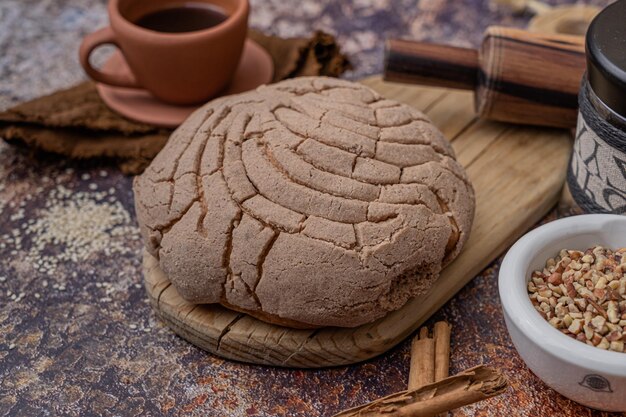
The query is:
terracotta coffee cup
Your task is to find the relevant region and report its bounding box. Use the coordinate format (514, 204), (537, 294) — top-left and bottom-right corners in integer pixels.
(79, 0), (249, 105)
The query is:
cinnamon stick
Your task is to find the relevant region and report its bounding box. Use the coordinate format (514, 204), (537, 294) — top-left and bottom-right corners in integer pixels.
(408, 327), (435, 389)
(333, 365), (508, 417)
(433, 322), (451, 382)
(433, 322), (451, 417)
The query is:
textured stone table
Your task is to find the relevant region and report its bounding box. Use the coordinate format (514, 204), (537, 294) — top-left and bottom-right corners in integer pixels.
(0, 0), (620, 416)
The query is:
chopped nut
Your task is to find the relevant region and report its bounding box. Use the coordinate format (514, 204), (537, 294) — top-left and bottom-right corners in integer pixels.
(597, 337), (610, 350)
(538, 288), (552, 298)
(591, 333), (603, 346)
(532, 276), (545, 286)
(571, 251), (583, 260)
(548, 317), (561, 328)
(568, 319), (583, 334)
(555, 303), (567, 316)
(565, 282), (577, 298)
(606, 288), (620, 301)
(595, 276), (608, 289)
(608, 301), (619, 324)
(593, 288), (607, 300)
(607, 330), (623, 342)
(590, 315), (606, 332)
(550, 284), (563, 296)
(563, 314), (573, 327)
(574, 298), (587, 310)
(587, 297), (608, 319)
(548, 272), (562, 285)
(528, 246), (626, 353)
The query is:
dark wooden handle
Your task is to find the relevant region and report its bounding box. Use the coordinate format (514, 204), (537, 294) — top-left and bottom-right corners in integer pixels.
(384, 39), (479, 90)
(383, 27), (586, 128)
(477, 26), (586, 128)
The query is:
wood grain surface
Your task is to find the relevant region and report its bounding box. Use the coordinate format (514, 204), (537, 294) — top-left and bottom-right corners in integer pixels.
(384, 27), (586, 128)
(143, 76), (573, 368)
(384, 39), (479, 90)
(477, 27), (585, 128)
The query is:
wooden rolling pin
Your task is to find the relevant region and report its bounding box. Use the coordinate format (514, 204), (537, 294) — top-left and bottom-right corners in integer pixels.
(384, 26), (585, 128)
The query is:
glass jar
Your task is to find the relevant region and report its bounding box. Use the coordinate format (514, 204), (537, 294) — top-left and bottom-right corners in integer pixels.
(568, 0), (626, 214)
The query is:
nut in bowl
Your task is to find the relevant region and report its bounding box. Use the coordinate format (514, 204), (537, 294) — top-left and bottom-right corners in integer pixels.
(499, 214), (626, 412)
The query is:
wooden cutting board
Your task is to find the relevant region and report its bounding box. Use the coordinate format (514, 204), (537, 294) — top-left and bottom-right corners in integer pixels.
(144, 76), (573, 368)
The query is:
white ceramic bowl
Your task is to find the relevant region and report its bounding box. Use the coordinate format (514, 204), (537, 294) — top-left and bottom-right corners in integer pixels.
(499, 214), (626, 412)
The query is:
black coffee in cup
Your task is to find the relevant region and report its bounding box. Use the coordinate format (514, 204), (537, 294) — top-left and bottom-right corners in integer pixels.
(134, 2), (228, 33)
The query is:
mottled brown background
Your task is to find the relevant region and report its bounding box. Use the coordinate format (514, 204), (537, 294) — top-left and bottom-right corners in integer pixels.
(0, 0), (622, 416)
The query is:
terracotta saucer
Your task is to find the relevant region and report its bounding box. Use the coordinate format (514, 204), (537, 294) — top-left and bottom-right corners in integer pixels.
(96, 39), (274, 128)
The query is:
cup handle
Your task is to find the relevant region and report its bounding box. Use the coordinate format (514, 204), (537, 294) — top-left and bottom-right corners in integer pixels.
(79, 27), (141, 88)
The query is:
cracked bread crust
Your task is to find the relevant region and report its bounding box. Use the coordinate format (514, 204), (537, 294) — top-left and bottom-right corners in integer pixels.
(133, 76), (475, 328)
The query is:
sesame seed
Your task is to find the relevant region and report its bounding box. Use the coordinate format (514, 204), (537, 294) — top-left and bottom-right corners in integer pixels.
(20, 187), (139, 275)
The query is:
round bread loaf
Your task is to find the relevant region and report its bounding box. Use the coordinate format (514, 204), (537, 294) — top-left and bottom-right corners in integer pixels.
(134, 77), (474, 328)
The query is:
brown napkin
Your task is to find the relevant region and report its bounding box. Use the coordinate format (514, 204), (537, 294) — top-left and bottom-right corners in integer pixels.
(0, 30), (351, 174)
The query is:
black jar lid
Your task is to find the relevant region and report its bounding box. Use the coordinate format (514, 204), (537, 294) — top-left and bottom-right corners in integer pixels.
(586, 0), (626, 119)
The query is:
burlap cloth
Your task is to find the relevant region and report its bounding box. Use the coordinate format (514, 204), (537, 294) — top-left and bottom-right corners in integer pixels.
(0, 30), (351, 174)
